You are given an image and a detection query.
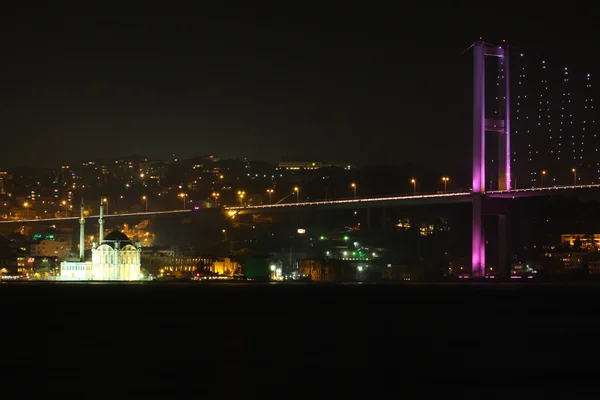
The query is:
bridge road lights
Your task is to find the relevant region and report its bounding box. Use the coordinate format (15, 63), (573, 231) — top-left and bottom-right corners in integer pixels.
(293, 186), (299, 202)
(350, 182), (357, 198)
(179, 193), (187, 210)
(142, 196), (148, 212)
(572, 168), (577, 186)
(410, 179), (416, 195)
(442, 177), (449, 193)
(541, 170), (546, 187)
(237, 190), (245, 206)
(102, 198), (108, 215)
(266, 189), (274, 204)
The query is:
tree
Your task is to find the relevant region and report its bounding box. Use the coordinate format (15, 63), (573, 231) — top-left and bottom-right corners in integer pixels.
(573, 236), (582, 251)
(538, 256), (565, 276)
(0, 235), (10, 258)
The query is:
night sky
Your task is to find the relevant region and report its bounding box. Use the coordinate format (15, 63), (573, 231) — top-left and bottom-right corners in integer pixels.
(0, 5), (596, 171)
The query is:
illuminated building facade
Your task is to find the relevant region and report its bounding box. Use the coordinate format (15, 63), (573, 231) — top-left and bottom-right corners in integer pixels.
(60, 200), (141, 280)
(0, 170), (8, 194)
(212, 257), (241, 275)
(560, 233), (600, 250)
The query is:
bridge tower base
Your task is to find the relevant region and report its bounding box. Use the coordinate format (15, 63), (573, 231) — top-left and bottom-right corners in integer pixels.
(473, 197), (511, 279)
(497, 214), (509, 279)
(472, 194), (485, 277)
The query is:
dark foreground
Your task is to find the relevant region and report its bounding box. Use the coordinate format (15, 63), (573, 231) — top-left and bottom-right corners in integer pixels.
(1, 282), (599, 397)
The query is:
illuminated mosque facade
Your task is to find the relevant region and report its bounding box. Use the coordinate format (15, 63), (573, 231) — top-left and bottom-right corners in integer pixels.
(60, 199), (141, 281)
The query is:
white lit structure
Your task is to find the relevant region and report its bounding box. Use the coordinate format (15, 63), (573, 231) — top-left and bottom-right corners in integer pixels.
(60, 199), (141, 281)
(91, 230), (141, 280)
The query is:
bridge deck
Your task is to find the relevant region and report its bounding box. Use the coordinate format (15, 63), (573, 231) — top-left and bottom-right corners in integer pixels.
(227, 192), (473, 213)
(1, 184), (599, 223)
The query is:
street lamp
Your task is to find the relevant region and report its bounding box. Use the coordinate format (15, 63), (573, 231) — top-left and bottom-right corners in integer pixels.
(237, 190), (245, 205)
(350, 182), (357, 198)
(102, 198), (108, 215)
(572, 168), (577, 185)
(179, 193), (187, 210)
(541, 170), (546, 187)
(142, 196), (148, 212)
(293, 186), (299, 202)
(61, 200), (68, 215)
(23, 202), (29, 219)
(266, 189), (274, 204)
(441, 177), (449, 193)
(212, 192), (220, 207)
(410, 179), (416, 195)
(222, 229), (227, 241)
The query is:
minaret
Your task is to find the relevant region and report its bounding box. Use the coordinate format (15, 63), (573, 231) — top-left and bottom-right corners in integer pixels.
(98, 199), (104, 244)
(79, 198), (85, 261)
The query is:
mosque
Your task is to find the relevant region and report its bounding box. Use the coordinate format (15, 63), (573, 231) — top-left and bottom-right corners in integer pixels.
(60, 199), (142, 280)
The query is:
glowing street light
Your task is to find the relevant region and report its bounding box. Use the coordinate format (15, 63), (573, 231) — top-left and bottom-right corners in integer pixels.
(179, 193), (187, 210)
(541, 170), (546, 187)
(572, 168), (577, 185)
(142, 196), (148, 212)
(102, 198), (108, 215)
(237, 190), (245, 205)
(222, 229), (227, 241)
(61, 200), (68, 214)
(410, 179), (416, 195)
(293, 186), (299, 203)
(350, 182), (357, 198)
(212, 192), (220, 207)
(441, 177), (449, 193)
(266, 189), (274, 204)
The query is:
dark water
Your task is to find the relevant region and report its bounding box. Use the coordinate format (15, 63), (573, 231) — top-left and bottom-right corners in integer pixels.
(1, 281), (599, 397)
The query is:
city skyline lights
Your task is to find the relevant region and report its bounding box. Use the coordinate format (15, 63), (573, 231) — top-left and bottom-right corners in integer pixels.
(513, 51), (596, 188)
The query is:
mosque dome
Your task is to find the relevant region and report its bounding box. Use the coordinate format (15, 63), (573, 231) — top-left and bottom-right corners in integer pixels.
(101, 230), (133, 248)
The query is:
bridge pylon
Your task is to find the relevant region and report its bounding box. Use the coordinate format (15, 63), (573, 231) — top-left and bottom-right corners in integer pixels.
(472, 40), (511, 277)
(473, 40), (511, 193)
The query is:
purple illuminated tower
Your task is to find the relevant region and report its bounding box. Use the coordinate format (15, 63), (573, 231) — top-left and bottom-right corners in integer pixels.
(472, 40), (511, 277)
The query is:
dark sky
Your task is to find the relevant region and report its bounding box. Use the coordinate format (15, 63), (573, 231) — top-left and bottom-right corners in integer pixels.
(0, 5), (596, 171)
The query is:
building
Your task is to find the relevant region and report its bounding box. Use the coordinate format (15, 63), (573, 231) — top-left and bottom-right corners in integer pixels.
(588, 260), (600, 274)
(30, 238), (71, 259)
(90, 230), (142, 280)
(60, 199), (141, 280)
(148, 254), (211, 278)
(278, 161), (328, 170)
(299, 259), (334, 282)
(0, 170), (9, 194)
(212, 257), (241, 276)
(560, 233), (600, 249)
